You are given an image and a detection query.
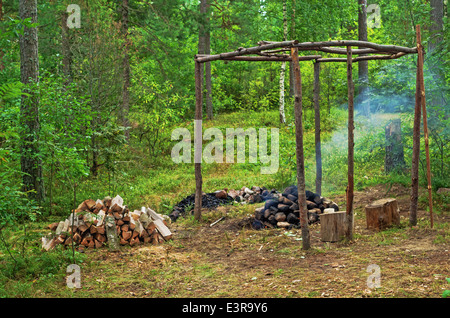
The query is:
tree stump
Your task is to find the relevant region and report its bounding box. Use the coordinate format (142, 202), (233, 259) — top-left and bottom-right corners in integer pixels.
(365, 198), (400, 231)
(320, 211), (347, 242)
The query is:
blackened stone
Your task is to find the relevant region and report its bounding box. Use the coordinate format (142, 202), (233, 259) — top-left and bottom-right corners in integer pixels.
(283, 185), (298, 197)
(308, 211), (320, 224)
(305, 190), (316, 201)
(252, 219), (264, 230)
(277, 204), (290, 212)
(252, 193), (262, 203)
(275, 212), (286, 222)
(313, 195), (323, 205)
(306, 200), (318, 209)
(287, 194), (297, 202)
(169, 210), (180, 222)
(269, 206), (279, 213)
(255, 209), (264, 220)
(264, 199), (278, 210)
(330, 203), (339, 211)
(286, 213), (300, 225)
(268, 214), (277, 226)
(261, 190), (270, 197)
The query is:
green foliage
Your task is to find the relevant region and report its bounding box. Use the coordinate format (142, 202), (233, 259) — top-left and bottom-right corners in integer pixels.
(443, 278), (450, 298)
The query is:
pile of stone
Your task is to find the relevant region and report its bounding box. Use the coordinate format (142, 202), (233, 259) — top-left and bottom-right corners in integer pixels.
(252, 185), (340, 229)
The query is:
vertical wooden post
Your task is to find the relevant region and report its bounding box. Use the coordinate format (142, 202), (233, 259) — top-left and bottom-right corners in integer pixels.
(194, 60), (203, 221)
(346, 46), (354, 240)
(416, 25), (434, 228)
(291, 47), (310, 250)
(410, 26), (422, 226)
(313, 61), (322, 196)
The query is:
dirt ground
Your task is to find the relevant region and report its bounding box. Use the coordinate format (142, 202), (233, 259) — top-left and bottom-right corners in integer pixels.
(75, 183), (449, 298)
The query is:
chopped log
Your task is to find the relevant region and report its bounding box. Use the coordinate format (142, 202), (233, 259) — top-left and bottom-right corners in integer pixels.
(121, 224), (129, 233)
(113, 211), (123, 220)
(81, 237), (89, 247)
(146, 207), (173, 240)
(110, 203), (123, 214)
(94, 233), (106, 243)
(55, 221), (65, 235)
(93, 200), (104, 213)
(94, 239), (103, 249)
(130, 236), (140, 246)
(85, 199), (97, 211)
(64, 236), (73, 246)
(365, 198), (400, 231)
(42, 237), (58, 251)
(320, 211), (347, 242)
(96, 210), (106, 226)
(110, 195), (124, 209)
(48, 222), (59, 231)
(90, 225), (98, 234)
(103, 196), (112, 209)
(73, 232), (82, 244)
(120, 238), (129, 245)
(96, 225), (105, 235)
(122, 230), (132, 241)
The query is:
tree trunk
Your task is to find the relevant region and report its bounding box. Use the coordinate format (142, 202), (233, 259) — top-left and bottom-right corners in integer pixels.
(291, 47), (310, 250)
(346, 46), (354, 240)
(121, 0), (131, 142)
(204, 0), (213, 120)
(313, 62), (322, 195)
(288, 0), (295, 98)
(429, 0), (444, 53)
(194, 61), (203, 221)
(19, 0), (44, 202)
(61, 11), (71, 85)
(279, 0), (287, 124)
(0, 0), (4, 71)
(358, 0), (370, 116)
(199, 0), (213, 120)
(410, 25), (422, 227)
(384, 119), (406, 173)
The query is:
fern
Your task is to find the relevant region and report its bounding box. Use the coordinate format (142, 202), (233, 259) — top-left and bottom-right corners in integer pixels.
(0, 82), (26, 102)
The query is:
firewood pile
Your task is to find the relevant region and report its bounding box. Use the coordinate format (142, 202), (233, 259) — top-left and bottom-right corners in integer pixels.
(252, 185), (340, 229)
(42, 195), (172, 251)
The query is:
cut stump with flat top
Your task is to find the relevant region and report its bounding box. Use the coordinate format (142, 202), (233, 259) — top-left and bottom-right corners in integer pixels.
(320, 211), (347, 242)
(365, 198), (400, 231)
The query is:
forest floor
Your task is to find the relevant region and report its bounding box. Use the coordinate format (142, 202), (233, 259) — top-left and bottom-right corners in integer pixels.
(36, 182), (450, 298)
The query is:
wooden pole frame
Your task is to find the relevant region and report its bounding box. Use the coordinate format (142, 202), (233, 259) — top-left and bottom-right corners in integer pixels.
(291, 47), (310, 250)
(410, 25), (434, 228)
(313, 61), (322, 196)
(192, 35), (427, 245)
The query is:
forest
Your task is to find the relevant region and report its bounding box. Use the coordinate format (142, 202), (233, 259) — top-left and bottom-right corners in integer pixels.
(0, 0), (449, 300)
